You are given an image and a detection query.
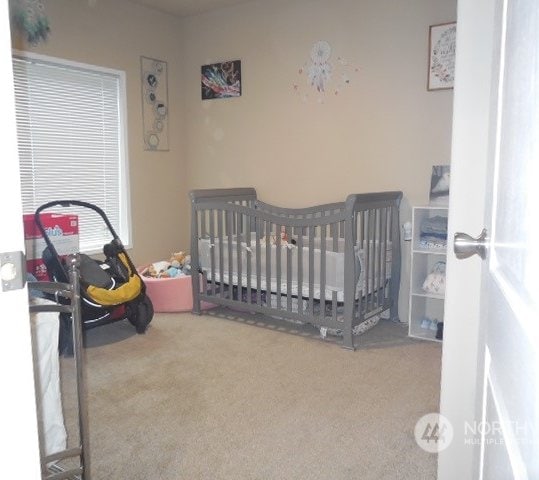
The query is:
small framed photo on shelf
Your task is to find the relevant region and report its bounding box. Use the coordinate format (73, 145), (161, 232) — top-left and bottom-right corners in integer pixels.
(427, 22), (456, 91)
(429, 165), (450, 206)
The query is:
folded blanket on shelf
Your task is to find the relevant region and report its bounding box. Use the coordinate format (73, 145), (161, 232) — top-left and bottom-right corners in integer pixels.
(420, 215), (448, 236)
(419, 235), (447, 249)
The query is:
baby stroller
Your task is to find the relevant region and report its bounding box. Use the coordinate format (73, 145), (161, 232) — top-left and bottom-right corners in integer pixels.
(35, 200), (154, 354)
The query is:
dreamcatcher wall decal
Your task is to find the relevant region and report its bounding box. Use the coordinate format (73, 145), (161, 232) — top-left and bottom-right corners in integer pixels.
(9, 0), (50, 45)
(293, 40), (360, 104)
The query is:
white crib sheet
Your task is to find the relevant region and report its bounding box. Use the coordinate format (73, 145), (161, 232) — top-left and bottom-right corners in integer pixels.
(198, 236), (391, 301)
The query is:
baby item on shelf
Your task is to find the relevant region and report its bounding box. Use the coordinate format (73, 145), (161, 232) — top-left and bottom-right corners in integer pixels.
(420, 317), (439, 331)
(419, 215), (448, 249)
(422, 261), (446, 295)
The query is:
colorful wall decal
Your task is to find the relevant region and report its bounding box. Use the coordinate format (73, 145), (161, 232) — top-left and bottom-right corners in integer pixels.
(201, 60), (242, 100)
(293, 40), (360, 104)
(141, 56), (169, 151)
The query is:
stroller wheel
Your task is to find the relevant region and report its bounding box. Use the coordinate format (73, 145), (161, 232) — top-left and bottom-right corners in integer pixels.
(128, 294), (154, 334)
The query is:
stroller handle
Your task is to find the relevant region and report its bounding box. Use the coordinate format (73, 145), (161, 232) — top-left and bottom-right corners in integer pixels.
(34, 200), (121, 257)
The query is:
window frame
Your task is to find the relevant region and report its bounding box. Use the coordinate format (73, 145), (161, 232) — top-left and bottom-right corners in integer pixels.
(12, 50), (133, 254)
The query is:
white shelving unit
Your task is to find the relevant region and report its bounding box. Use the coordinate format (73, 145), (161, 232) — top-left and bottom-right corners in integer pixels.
(408, 206), (448, 342)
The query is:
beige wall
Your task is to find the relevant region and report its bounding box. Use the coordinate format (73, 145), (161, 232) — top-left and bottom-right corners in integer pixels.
(12, 0), (187, 266)
(13, 0), (455, 321)
(181, 0), (456, 319)
(181, 0), (455, 209)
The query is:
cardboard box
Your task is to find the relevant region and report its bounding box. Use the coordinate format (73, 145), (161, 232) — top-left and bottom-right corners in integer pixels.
(24, 213), (79, 281)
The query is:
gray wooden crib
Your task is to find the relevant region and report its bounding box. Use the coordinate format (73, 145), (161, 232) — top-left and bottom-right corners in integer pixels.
(190, 188), (402, 350)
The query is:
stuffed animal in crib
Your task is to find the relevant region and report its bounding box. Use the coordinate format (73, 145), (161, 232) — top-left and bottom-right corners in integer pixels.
(261, 231), (296, 246)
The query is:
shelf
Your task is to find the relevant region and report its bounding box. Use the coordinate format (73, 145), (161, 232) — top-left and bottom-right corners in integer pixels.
(412, 247), (447, 255)
(408, 206), (448, 343)
(411, 292), (445, 300)
(409, 330), (442, 343)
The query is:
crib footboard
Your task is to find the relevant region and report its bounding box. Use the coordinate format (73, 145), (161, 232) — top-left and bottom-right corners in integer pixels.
(190, 188), (402, 350)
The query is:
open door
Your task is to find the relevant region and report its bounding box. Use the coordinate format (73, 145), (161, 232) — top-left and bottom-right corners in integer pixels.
(439, 0), (539, 478)
(0, 1), (41, 477)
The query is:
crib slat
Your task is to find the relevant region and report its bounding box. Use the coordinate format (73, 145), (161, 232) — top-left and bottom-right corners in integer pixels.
(276, 225), (282, 310)
(227, 211), (234, 299)
(266, 220), (271, 307)
(332, 291), (338, 326)
(381, 207), (388, 306)
(308, 225), (315, 316)
(297, 228), (303, 314)
(330, 221), (338, 253)
(209, 209), (216, 297)
(368, 208), (375, 312)
(217, 210), (224, 299)
(320, 224), (327, 320)
(360, 211), (366, 317)
(236, 212), (243, 300)
(246, 213), (252, 305)
(198, 210), (203, 238)
(371, 208), (380, 309)
(376, 208), (382, 309)
(256, 218), (262, 305)
(286, 225), (292, 312)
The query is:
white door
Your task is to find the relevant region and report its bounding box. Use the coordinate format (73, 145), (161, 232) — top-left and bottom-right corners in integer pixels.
(0, 1), (41, 477)
(439, 0), (539, 478)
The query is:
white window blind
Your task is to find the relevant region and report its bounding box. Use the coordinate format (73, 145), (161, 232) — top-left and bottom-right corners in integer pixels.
(12, 53), (130, 253)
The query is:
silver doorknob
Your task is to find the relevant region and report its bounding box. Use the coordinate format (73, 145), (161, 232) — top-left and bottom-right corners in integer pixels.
(454, 229), (488, 260)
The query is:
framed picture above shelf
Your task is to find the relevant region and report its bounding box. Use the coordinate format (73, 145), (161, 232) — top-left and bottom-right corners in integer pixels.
(427, 22), (456, 91)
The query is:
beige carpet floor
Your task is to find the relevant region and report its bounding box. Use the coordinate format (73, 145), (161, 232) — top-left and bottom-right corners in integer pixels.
(60, 309), (442, 480)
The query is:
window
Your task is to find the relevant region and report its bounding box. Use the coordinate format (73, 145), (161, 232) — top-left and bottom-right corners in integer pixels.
(12, 52), (131, 253)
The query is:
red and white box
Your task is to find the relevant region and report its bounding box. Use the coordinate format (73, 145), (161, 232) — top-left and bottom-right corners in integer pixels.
(24, 213), (79, 281)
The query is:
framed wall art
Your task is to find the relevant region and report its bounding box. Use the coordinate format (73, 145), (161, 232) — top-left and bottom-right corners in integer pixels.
(201, 60), (241, 100)
(427, 22), (456, 91)
(429, 165), (450, 206)
(141, 56), (169, 151)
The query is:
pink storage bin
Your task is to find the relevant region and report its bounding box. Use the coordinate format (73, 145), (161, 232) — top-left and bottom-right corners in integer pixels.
(137, 267), (215, 313)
